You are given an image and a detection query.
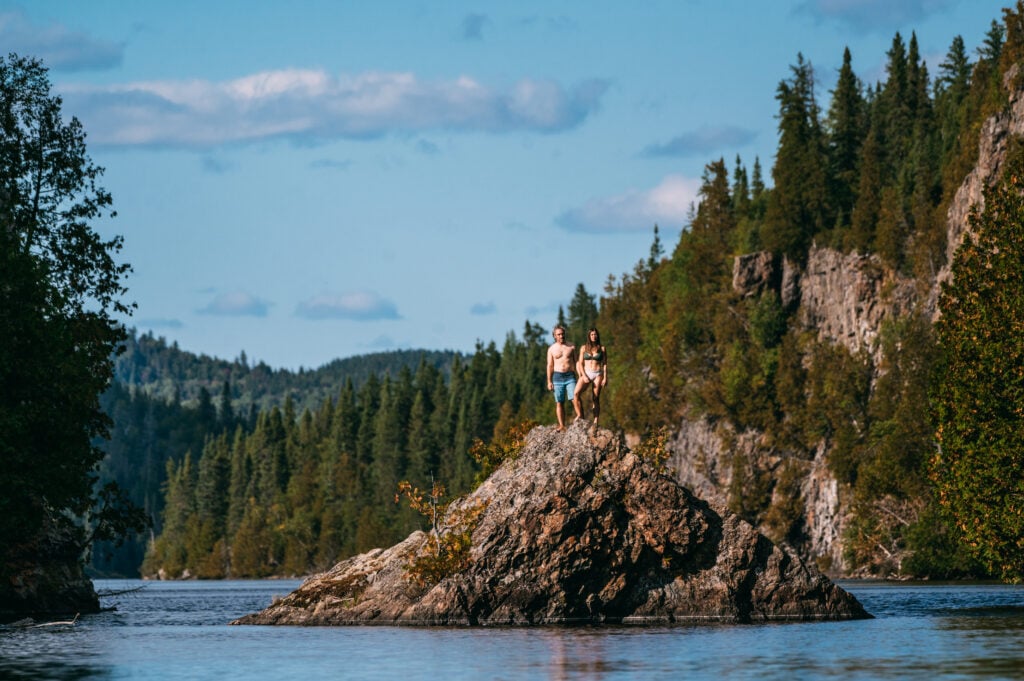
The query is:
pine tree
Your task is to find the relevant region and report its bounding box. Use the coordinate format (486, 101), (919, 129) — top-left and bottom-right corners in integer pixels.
(647, 224), (665, 270)
(934, 35), (972, 165)
(762, 54), (829, 260)
(880, 32), (911, 179)
(226, 426), (250, 536)
(732, 156), (751, 218)
(848, 123), (883, 253)
(978, 19), (1005, 62)
(219, 380), (235, 431)
(566, 283), (599, 345)
(827, 47), (866, 230)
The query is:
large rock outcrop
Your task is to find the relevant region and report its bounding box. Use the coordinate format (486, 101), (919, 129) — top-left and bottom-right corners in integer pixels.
(233, 423), (869, 626)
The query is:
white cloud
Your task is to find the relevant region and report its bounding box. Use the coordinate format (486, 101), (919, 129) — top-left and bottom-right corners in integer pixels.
(295, 292), (400, 321)
(0, 9), (122, 71)
(197, 291), (270, 317)
(557, 174), (700, 233)
(58, 69), (608, 148)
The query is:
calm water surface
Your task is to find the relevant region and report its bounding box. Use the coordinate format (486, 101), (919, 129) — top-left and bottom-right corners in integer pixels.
(1, 579), (1022, 680)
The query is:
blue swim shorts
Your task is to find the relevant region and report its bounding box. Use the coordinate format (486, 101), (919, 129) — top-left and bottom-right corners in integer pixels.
(552, 370), (576, 403)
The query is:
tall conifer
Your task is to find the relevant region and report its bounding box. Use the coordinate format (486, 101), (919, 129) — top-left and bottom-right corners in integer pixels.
(762, 54), (829, 260)
(827, 47), (866, 229)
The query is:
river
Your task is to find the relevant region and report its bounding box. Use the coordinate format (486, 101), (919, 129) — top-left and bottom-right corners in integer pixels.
(1, 580), (1022, 679)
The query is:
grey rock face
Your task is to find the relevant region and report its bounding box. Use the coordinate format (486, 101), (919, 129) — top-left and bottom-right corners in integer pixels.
(798, 247), (918, 362)
(233, 423), (869, 626)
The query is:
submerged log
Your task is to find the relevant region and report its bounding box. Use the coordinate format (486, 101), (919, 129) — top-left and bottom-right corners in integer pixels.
(233, 423), (870, 626)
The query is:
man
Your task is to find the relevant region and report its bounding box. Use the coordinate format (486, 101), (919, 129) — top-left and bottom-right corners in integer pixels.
(546, 325), (582, 431)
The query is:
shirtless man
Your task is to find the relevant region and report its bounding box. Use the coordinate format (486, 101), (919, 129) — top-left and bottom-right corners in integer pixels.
(546, 325), (581, 431)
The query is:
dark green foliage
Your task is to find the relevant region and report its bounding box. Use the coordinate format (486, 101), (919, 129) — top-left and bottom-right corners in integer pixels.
(93, 331), (459, 575)
(932, 149), (1024, 582)
(114, 329), (460, 414)
(566, 283), (599, 347)
(827, 47), (866, 230)
(762, 54), (829, 261)
(0, 54), (145, 586)
(143, 327), (553, 577)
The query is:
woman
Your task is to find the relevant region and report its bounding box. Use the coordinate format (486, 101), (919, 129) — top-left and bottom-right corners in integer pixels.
(574, 327), (607, 428)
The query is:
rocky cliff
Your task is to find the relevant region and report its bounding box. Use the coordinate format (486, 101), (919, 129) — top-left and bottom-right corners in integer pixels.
(672, 66), (1024, 576)
(233, 422), (868, 626)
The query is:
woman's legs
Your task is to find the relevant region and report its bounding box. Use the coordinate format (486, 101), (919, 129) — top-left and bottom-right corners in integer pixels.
(572, 377), (586, 421)
(590, 381), (601, 426)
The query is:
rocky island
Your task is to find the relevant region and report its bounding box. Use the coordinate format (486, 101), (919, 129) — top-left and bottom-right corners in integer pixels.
(233, 422), (869, 625)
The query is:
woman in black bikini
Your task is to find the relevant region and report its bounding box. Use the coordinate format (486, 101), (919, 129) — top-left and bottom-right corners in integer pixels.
(574, 327), (607, 427)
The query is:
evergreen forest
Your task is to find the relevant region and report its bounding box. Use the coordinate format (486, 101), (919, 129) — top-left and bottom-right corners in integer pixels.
(130, 4), (1024, 581)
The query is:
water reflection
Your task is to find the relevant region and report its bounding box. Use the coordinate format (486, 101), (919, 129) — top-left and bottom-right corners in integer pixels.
(0, 627), (112, 680)
(1, 581), (1022, 681)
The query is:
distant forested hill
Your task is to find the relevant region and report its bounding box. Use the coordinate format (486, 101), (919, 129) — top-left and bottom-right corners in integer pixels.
(114, 330), (461, 414)
(91, 330), (462, 576)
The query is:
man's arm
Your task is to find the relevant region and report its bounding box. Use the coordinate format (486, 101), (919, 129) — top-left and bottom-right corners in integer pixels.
(546, 347), (554, 387)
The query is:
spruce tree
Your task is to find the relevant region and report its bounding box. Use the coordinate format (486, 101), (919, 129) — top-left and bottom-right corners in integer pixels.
(567, 283), (599, 345)
(827, 47), (866, 230)
(762, 54), (829, 260)
(848, 123), (883, 253)
(934, 35), (972, 165)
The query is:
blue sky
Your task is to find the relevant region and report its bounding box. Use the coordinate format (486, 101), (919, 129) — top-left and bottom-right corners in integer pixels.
(2, 0), (1010, 370)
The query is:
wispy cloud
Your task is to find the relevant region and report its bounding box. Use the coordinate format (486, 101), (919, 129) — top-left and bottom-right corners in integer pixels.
(197, 291), (270, 317)
(0, 9), (122, 71)
(557, 174), (699, 233)
(295, 292), (400, 321)
(641, 126), (757, 158)
(795, 0), (954, 33)
(462, 13), (488, 40)
(470, 301), (497, 315)
(58, 69), (609, 148)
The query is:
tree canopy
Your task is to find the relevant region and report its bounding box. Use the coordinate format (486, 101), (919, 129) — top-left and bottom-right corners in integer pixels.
(0, 54), (143, 574)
